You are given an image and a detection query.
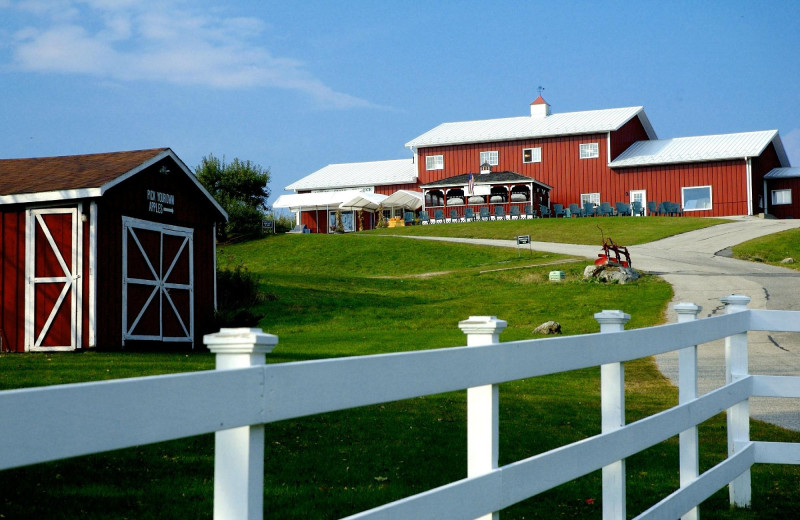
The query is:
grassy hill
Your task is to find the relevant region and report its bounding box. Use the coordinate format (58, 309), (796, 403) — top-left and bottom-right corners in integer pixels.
(1, 218), (799, 519)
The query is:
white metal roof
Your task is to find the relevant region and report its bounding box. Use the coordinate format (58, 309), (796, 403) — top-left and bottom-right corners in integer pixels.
(765, 167), (800, 179)
(285, 158), (416, 191)
(609, 130), (789, 168)
(404, 106), (656, 148)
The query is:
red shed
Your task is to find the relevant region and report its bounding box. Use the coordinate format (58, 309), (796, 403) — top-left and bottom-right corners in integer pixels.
(0, 148), (227, 352)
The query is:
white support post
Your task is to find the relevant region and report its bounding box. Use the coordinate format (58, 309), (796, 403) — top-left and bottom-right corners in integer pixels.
(675, 302), (702, 520)
(721, 295), (752, 508)
(595, 310), (631, 520)
(459, 316), (507, 520)
(206, 328), (278, 520)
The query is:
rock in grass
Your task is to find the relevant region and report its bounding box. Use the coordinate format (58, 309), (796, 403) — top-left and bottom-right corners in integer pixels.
(781, 257), (795, 264)
(533, 321), (562, 335)
(583, 264), (640, 284)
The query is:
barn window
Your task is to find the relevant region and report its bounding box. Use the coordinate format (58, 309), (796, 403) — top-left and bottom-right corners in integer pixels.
(523, 147), (542, 163)
(682, 185), (712, 211)
(426, 155), (444, 170)
(581, 192), (600, 207)
(579, 143), (599, 159)
(479, 151), (498, 166)
(771, 189), (792, 205)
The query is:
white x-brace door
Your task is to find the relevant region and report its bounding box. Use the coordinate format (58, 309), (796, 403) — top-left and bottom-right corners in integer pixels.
(25, 207), (82, 351)
(122, 217), (193, 345)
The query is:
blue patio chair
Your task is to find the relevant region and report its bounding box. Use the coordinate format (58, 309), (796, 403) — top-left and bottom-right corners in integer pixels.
(647, 201), (661, 215)
(404, 211), (415, 225)
(599, 202), (614, 217)
(509, 206), (521, 220)
(553, 203), (566, 218)
(583, 202), (597, 217)
(631, 201), (645, 216)
(524, 205), (535, 218)
(434, 209), (445, 223)
(449, 209), (460, 222)
(494, 206), (507, 220)
(479, 207), (491, 221)
(419, 211), (430, 224)
(464, 208), (477, 222)
(615, 202), (631, 216)
(540, 206), (552, 218)
(569, 203), (582, 217)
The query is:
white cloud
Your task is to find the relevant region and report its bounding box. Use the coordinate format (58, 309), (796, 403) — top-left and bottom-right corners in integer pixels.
(7, 0), (378, 109)
(782, 128), (800, 167)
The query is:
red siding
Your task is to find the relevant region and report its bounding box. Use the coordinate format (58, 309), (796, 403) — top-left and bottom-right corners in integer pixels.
(0, 211), (25, 352)
(766, 178), (800, 219)
(610, 116), (650, 161)
(750, 143), (783, 214)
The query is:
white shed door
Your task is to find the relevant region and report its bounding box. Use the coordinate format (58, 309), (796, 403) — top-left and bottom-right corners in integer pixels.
(122, 217), (193, 345)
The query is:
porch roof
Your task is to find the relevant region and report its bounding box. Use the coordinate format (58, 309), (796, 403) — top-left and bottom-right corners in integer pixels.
(419, 171), (552, 190)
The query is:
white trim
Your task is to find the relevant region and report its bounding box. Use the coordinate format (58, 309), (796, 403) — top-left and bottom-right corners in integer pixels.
(522, 147), (542, 164)
(606, 132), (611, 164)
(629, 190), (647, 216)
(479, 150), (499, 166)
(580, 143), (599, 159)
(88, 201), (97, 347)
(770, 189), (792, 205)
(122, 216), (194, 346)
(681, 185), (713, 212)
(426, 155), (444, 171)
(213, 225), (218, 312)
(746, 158), (753, 216)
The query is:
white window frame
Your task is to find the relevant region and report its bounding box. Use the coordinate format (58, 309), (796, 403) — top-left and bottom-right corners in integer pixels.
(426, 155), (444, 171)
(681, 185), (713, 211)
(522, 147), (542, 164)
(579, 143), (599, 159)
(771, 189), (792, 205)
(580, 192), (600, 207)
(479, 151), (498, 166)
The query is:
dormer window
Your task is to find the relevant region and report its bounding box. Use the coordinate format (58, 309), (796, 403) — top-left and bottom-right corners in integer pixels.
(479, 150), (498, 166)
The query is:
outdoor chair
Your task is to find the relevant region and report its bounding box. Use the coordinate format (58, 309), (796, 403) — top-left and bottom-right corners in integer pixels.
(540, 206), (552, 218)
(419, 211), (430, 224)
(509, 206), (521, 220)
(647, 201), (660, 215)
(494, 206), (507, 220)
(615, 202), (631, 216)
(583, 202), (597, 217)
(434, 209), (445, 223)
(553, 203), (566, 218)
(404, 212), (415, 226)
(479, 207), (491, 221)
(569, 203), (582, 217)
(449, 209), (460, 222)
(524, 205), (535, 219)
(664, 202), (684, 216)
(464, 208), (477, 222)
(599, 202), (614, 217)
(631, 201), (645, 216)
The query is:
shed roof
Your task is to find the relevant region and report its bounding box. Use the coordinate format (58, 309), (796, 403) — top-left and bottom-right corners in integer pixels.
(0, 148), (227, 218)
(286, 158), (416, 191)
(608, 130), (789, 168)
(765, 167), (800, 179)
(405, 106), (657, 148)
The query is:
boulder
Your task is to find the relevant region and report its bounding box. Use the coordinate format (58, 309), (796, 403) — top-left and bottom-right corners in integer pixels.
(583, 264), (640, 284)
(780, 257), (795, 264)
(533, 321), (562, 335)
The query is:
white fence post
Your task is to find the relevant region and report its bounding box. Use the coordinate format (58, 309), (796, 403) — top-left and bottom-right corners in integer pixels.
(721, 295), (752, 508)
(595, 310), (631, 520)
(206, 328), (278, 520)
(459, 316), (507, 520)
(675, 302), (702, 520)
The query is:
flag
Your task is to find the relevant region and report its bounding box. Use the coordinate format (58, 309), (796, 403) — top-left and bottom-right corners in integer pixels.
(468, 173), (474, 195)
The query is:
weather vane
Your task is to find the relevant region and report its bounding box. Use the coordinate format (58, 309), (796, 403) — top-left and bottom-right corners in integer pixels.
(537, 86), (545, 96)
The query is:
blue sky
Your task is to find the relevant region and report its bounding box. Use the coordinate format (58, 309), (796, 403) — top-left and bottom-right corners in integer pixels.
(3, 1), (800, 207)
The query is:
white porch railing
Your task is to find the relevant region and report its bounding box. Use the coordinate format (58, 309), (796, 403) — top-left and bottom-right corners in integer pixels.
(2, 295), (800, 519)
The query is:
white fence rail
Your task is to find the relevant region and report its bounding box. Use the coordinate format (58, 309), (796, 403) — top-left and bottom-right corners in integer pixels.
(2, 295), (800, 519)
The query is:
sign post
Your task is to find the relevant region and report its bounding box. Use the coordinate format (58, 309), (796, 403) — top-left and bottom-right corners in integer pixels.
(516, 235), (532, 257)
(262, 219), (274, 234)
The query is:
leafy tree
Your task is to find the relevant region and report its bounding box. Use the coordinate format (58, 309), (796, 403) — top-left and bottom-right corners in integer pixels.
(196, 154), (270, 241)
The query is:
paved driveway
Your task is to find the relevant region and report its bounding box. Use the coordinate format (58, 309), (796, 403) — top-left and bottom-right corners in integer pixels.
(405, 217), (800, 430)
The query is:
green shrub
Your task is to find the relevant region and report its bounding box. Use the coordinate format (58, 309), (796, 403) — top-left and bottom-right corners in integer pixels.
(214, 265), (270, 327)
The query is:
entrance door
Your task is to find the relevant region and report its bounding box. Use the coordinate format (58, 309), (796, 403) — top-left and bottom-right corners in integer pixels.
(122, 217), (193, 346)
(630, 190), (647, 216)
(25, 207), (82, 351)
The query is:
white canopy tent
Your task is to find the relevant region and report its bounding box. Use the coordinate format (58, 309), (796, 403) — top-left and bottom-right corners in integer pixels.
(339, 192), (388, 211)
(382, 190), (423, 210)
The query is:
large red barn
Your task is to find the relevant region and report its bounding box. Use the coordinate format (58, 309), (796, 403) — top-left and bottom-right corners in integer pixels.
(0, 148), (227, 352)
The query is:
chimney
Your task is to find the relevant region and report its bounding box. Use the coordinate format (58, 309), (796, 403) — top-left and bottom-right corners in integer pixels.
(530, 95), (551, 118)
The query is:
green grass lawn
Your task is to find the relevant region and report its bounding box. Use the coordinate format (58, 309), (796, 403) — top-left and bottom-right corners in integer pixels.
(368, 215), (726, 245)
(1, 224), (799, 519)
(732, 227), (800, 271)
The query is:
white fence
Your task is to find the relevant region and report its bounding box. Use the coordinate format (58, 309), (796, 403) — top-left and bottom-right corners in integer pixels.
(2, 294), (800, 519)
